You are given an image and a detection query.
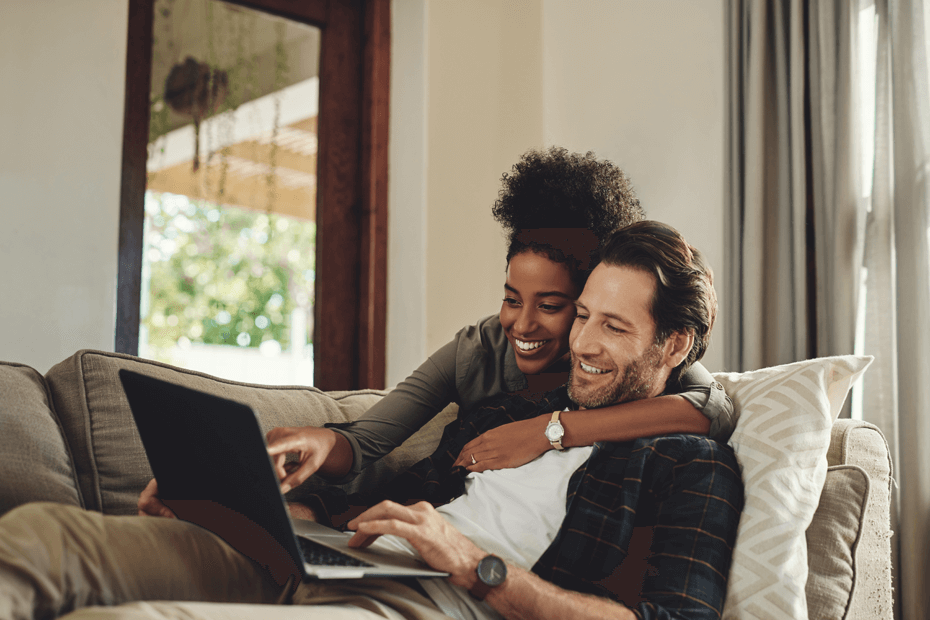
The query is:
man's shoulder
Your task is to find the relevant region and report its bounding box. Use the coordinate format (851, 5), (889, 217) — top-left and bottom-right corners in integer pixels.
(600, 433), (740, 473)
(589, 434), (744, 519)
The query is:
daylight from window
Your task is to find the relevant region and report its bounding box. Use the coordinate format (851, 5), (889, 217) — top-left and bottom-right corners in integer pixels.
(851, 2), (878, 419)
(140, 191), (315, 383)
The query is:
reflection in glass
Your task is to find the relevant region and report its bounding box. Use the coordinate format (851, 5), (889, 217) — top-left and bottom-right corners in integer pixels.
(141, 0), (320, 384)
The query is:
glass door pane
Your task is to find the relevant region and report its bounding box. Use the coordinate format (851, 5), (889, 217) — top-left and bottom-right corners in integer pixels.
(142, 0), (320, 384)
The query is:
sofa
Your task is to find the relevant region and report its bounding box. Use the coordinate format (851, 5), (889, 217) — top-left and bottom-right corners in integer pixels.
(0, 349), (894, 619)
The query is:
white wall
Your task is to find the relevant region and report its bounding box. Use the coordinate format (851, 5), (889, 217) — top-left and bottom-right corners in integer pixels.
(424, 0), (545, 354)
(0, 0), (726, 380)
(387, 0), (430, 384)
(540, 0), (727, 371)
(387, 0), (727, 383)
(0, 1), (128, 373)
(387, 0), (546, 384)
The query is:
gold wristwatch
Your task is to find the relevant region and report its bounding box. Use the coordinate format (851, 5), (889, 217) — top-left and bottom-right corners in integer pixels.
(544, 409), (565, 451)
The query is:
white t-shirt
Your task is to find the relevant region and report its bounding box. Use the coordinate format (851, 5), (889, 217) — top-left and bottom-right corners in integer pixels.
(380, 441), (594, 620)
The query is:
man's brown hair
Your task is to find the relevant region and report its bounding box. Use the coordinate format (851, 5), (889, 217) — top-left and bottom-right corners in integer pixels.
(596, 221), (717, 387)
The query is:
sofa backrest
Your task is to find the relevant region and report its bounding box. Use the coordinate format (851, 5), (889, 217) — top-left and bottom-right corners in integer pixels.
(42, 350), (455, 515)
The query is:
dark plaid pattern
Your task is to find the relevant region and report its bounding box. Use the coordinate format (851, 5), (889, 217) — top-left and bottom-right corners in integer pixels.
(314, 388), (743, 620)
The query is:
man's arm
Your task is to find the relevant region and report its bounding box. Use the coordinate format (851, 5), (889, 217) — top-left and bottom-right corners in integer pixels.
(485, 564), (636, 620)
(346, 501), (637, 620)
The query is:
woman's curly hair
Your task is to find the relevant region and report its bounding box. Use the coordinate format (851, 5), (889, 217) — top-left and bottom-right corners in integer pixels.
(492, 146), (645, 288)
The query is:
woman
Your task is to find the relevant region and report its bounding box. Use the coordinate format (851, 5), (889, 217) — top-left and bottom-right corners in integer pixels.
(266, 147), (733, 495)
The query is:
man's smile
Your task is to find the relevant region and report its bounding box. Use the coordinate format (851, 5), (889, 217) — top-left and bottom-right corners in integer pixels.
(578, 361), (610, 375)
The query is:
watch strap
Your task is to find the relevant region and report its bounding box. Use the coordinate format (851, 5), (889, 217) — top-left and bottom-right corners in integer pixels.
(469, 579), (492, 601)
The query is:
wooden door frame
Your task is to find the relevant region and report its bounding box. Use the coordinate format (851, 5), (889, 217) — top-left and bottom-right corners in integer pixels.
(116, 0), (388, 390)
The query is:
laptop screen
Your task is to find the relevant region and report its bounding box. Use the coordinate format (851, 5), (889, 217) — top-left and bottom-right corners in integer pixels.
(118, 369), (304, 586)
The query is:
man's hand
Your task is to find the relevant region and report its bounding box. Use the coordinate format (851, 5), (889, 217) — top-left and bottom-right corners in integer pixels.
(348, 501), (636, 620)
(265, 426), (340, 493)
(347, 500), (486, 590)
(137, 478), (177, 518)
(453, 415), (551, 472)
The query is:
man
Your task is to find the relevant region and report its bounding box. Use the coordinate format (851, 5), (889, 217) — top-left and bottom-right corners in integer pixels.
(0, 221), (742, 620)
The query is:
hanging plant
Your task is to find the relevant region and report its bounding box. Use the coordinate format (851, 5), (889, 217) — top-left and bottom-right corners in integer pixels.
(163, 56), (228, 171)
(266, 21), (290, 213)
(147, 0), (177, 183)
(213, 7), (258, 200)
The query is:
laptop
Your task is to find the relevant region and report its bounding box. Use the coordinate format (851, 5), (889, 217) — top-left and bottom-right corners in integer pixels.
(118, 369), (448, 586)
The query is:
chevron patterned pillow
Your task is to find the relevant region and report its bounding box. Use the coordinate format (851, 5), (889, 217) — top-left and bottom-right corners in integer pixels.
(714, 355), (873, 620)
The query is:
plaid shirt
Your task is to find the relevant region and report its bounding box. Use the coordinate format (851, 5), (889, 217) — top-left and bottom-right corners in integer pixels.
(314, 388), (743, 620)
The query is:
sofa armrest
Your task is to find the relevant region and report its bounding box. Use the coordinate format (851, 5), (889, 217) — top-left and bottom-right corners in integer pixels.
(824, 419), (894, 620)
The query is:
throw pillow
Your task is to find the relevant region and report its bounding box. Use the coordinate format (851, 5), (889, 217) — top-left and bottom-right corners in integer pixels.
(715, 355), (873, 620)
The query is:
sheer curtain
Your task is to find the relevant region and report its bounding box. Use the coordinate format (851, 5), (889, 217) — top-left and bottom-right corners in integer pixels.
(863, 1), (930, 618)
(728, 0), (930, 618)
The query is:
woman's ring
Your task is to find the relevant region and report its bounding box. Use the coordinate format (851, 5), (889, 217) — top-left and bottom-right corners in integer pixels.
(471, 454), (477, 465)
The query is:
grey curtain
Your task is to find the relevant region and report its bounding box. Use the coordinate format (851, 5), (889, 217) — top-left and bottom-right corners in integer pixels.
(726, 0), (863, 372)
(729, 0), (930, 618)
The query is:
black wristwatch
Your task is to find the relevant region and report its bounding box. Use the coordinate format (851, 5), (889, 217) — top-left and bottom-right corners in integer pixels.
(469, 554), (507, 601)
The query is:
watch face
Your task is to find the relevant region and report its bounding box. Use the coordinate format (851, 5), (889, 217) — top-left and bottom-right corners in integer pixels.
(545, 422), (564, 441)
(476, 555), (507, 587)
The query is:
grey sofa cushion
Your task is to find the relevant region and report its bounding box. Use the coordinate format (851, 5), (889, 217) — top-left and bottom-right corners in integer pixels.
(0, 361), (82, 514)
(806, 465), (870, 620)
(44, 350), (453, 516)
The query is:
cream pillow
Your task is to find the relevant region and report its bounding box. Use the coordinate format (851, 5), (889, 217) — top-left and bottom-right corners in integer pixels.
(714, 355), (873, 620)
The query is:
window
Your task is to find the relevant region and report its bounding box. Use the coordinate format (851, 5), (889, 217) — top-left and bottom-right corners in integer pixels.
(141, 0), (320, 384)
(851, 1), (878, 419)
(117, 0), (389, 389)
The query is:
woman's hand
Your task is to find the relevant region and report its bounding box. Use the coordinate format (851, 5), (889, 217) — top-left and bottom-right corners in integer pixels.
(266, 426), (340, 493)
(137, 478), (176, 518)
(453, 415), (551, 472)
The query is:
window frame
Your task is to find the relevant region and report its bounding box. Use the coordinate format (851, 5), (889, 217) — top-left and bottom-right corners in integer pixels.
(116, 0), (389, 390)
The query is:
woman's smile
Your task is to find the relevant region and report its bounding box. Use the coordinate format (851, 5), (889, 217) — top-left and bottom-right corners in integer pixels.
(514, 338), (550, 352)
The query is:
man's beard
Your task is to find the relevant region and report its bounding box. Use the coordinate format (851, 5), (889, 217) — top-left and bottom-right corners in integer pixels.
(567, 343), (666, 409)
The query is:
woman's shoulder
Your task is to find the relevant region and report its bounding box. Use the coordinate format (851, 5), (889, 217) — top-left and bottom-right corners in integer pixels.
(451, 314), (525, 406)
(454, 314), (508, 352)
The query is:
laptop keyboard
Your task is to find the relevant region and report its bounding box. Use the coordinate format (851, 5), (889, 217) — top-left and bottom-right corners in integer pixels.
(298, 537), (375, 568)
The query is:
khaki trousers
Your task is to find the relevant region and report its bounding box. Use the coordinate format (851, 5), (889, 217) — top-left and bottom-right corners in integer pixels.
(0, 503), (450, 620)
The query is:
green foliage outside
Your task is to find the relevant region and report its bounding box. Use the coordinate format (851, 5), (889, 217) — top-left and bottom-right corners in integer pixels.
(142, 191), (315, 360)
